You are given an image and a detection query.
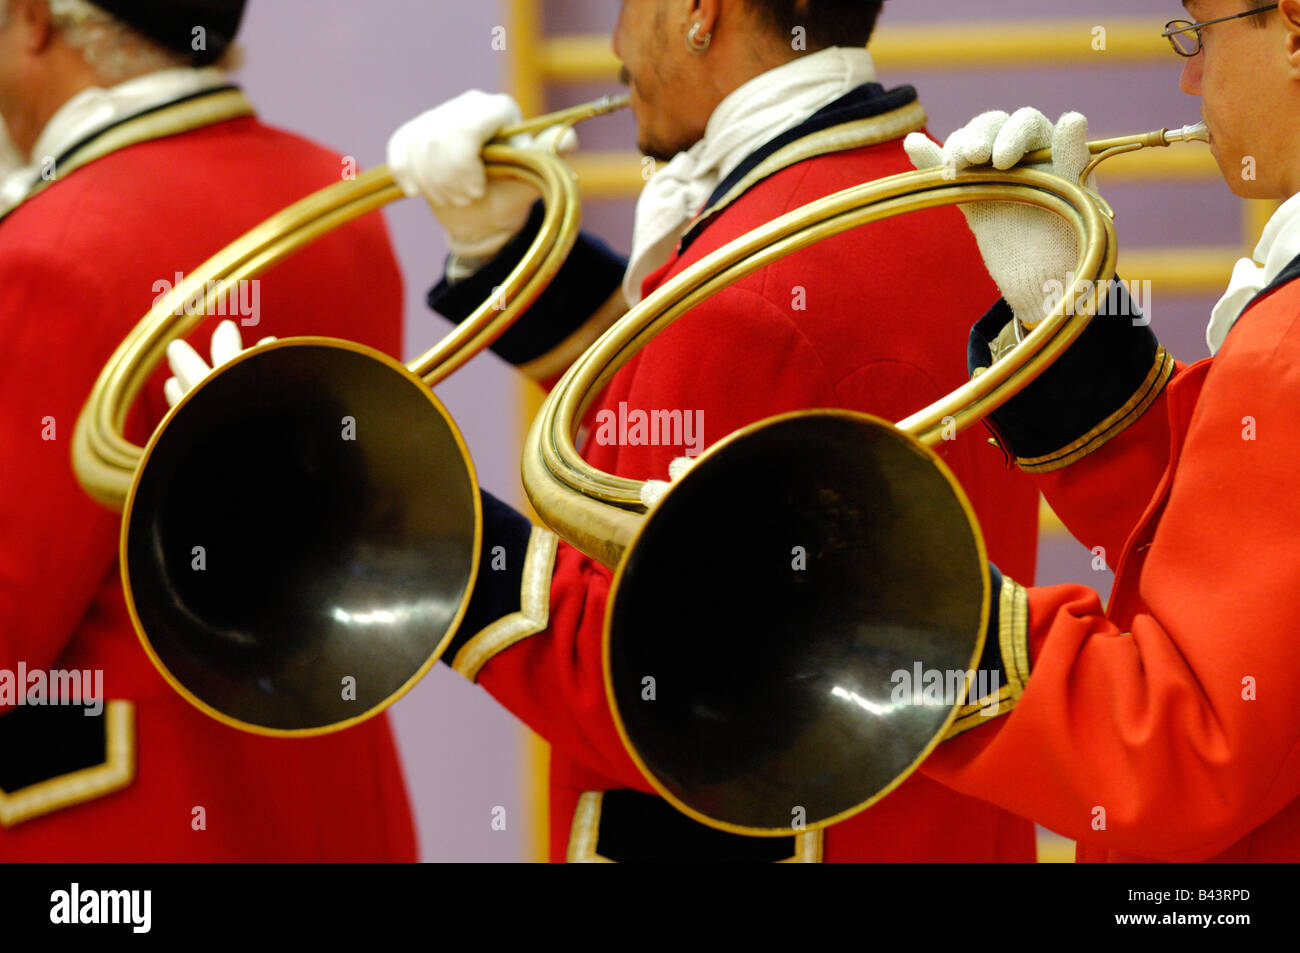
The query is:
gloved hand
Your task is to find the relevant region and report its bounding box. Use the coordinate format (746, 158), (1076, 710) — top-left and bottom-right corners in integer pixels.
(164, 319), (275, 407)
(639, 455), (699, 509)
(904, 108), (1094, 328)
(387, 90), (578, 268)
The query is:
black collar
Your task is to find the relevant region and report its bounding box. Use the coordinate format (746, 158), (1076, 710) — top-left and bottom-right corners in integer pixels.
(48, 83), (242, 172)
(677, 82), (920, 256)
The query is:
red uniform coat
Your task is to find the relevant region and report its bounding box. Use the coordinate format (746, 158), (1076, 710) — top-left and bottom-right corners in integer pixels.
(433, 85), (1042, 861)
(0, 102), (416, 860)
(922, 260), (1300, 861)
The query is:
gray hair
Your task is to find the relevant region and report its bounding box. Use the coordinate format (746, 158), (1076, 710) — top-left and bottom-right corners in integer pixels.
(0, 0), (190, 82)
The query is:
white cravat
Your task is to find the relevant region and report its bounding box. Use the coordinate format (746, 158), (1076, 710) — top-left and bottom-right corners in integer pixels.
(623, 47), (878, 305)
(1207, 191), (1300, 355)
(0, 67), (228, 217)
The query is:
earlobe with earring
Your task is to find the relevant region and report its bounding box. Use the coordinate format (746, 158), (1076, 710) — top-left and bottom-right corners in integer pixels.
(686, 21), (712, 53)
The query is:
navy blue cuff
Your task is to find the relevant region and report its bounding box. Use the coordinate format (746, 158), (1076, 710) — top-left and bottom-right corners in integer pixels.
(967, 281), (1173, 472)
(976, 564), (1008, 683)
(943, 563), (1030, 739)
(444, 489), (536, 662)
(426, 201), (628, 367)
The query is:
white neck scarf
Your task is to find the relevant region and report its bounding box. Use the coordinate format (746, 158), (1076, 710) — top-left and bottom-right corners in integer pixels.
(1207, 190), (1300, 355)
(1, 67), (227, 217)
(623, 46), (877, 305)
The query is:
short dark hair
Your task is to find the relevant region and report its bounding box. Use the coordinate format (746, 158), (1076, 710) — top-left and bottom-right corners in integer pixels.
(1247, 0), (1278, 25)
(745, 0), (886, 51)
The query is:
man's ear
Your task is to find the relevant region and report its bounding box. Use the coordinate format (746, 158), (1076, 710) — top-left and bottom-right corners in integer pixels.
(15, 0), (56, 54)
(1281, 0), (1300, 73)
(693, 0), (721, 37)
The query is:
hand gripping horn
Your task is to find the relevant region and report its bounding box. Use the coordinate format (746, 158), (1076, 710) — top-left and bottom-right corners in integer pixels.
(522, 121), (1209, 834)
(70, 95), (628, 735)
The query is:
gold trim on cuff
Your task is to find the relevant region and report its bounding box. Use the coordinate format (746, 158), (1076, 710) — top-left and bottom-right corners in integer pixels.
(515, 289), (627, 383)
(565, 790), (823, 863)
(1016, 346), (1174, 473)
(943, 576), (1030, 741)
(0, 701), (136, 828)
(451, 526), (560, 682)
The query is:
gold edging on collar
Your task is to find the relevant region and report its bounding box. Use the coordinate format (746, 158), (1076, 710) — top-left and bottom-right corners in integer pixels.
(0, 701), (135, 828)
(12, 89), (255, 214)
(1016, 346), (1174, 474)
(516, 289), (628, 383)
(686, 99), (929, 239)
(451, 526), (560, 682)
(566, 790), (823, 862)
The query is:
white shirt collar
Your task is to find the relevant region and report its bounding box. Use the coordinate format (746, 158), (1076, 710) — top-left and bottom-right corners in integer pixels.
(2, 67), (227, 216)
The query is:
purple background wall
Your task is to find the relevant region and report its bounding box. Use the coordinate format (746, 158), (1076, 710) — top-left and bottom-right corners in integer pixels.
(230, 2), (1239, 861)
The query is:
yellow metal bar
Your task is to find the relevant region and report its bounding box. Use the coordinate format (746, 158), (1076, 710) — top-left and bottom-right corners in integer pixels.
(1118, 247), (1237, 295)
(1244, 199), (1279, 249)
(539, 19), (1169, 84)
(508, 0), (545, 117)
(508, 0), (549, 865)
(568, 145), (1224, 200)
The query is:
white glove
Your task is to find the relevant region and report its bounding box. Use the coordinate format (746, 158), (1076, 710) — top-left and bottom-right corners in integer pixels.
(387, 90), (578, 266)
(904, 108), (1094, 328)
(639, 455), (699, 510)
(164, 319), (276, 408)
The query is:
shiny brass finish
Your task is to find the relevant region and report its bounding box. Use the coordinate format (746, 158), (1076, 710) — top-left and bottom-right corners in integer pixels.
(519, 122), (1205, 833)
(71, 95), (628, 734)
(72, 93), (629, 510)
(123, 339), (482, 735)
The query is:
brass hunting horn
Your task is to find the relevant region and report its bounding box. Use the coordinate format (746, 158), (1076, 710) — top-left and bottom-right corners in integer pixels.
(71, 95), (628, 736)
(521, 121), (1210, 835)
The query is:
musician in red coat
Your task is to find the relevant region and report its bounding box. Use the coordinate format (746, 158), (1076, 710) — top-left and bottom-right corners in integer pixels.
(900, 0), (1300, 861)
(391, 0), (1041, 861)
(0, 0), (415, 860)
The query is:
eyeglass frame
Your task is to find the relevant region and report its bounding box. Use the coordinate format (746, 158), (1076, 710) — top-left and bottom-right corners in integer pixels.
(1163, 3), (1280, 56)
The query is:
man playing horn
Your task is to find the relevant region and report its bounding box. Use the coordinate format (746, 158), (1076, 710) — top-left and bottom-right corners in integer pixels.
(388, 0), (1048, 863)
(0, 0), (416, 860)
(899, 0), (1300, 860)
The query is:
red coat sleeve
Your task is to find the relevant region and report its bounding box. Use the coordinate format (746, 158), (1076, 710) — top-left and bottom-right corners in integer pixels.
(1033, 366), (1183, 569)
(922, 303), (1300, 860)
(0, 249), (126, 676)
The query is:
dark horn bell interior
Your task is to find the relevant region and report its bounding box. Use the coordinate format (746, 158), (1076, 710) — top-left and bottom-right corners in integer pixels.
(125, 341), (478, 733)
(608, 412), (986, 832)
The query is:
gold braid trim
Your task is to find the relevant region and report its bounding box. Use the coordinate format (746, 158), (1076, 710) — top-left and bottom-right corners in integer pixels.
(565, 790), (823, 863)
(451, 526), (559, 682)
(0, 701), (135, 827)
(1016, 346), (1174, 473)
(689, 100), (929, 236)
(943, 576), (1030, 741)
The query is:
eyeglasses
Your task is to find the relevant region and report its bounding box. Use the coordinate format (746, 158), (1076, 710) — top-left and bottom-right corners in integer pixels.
(1163, 4), (1279, 56)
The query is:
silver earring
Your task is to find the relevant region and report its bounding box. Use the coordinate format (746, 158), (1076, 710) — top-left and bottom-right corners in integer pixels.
(686, 22), (712, 53)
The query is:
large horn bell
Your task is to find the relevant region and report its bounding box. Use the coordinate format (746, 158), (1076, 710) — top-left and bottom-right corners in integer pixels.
(122, 339), (480, 735)
(605, 411), (988, 833)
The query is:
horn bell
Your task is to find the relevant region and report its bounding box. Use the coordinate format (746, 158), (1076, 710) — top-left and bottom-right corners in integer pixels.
(605, 410), (990, 835)
(122, 338), (481, 735)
